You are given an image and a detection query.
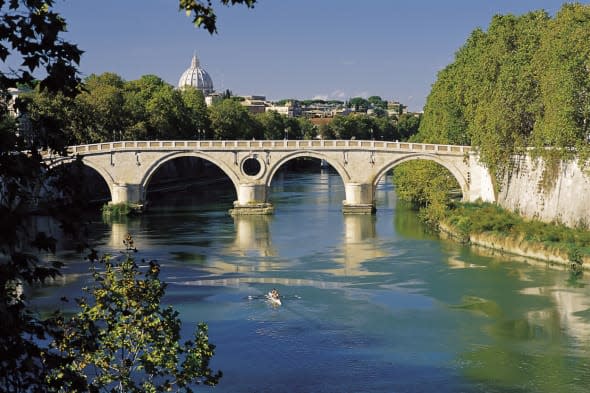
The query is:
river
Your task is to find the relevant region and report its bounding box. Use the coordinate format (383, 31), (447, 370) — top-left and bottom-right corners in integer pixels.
(34, 168), (590, 393)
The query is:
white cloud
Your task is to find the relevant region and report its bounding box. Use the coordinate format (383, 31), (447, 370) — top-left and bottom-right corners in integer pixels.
(312, 94), (329, 101)
(353, 91), (370, 98)
(330, 89), (347, 99)
(312, 90), (348, 101)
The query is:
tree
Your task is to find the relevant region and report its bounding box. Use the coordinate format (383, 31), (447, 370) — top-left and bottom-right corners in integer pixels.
(347, 97), (370, 113)
(180, 87), (211, 139)
(23, 71), (218, 143)
(145, 84), (188, 139)
(1, 1), (86, 391)
(392, 160), (460, 226)
(397, 5), (590, 225)
(0, 0), (83, 97)
(372, 106), (388, 117)
(397, 113), (421, 140)
(325, 115), (357, 139)
(531, 3), (590, 160)
(296, 117), (317, 140)
(51, 249), (221, 392)
(179, 0), (256, 34)
(373, 116), (399, 141)
(19, 87), (80, 146)
(284, 116), (306, 140)
(467, 12), (547, 178)
(355, 114), (377, 140)
(417, 9), (555, 178)
(124, 75), (172, 140)
(325, 114), (381, 140)
(256, 110), (285, 139)
(209, 99), (257, 139)
(416, 62), (469, 145)
(367, 95), (387, 110)
(76, 73), (127, 143)
(1, 1), (257, 391)
(220, 89), (232, 99)
(318, 123), (335, 139)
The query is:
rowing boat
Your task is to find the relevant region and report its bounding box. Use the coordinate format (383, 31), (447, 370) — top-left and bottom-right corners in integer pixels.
(266, 291), (281, 306)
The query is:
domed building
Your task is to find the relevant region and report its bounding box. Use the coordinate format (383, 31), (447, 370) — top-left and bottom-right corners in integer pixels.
(178, 54), (214, 95)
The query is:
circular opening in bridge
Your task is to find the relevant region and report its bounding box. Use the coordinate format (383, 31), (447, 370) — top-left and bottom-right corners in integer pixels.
(242, 157), (261, 177)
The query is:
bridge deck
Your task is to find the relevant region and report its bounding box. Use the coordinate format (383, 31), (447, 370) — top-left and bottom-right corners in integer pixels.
(62, 140), (471, 155)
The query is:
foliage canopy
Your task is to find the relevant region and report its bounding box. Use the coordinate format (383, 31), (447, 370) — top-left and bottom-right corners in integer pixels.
(50, 253), (221, 393)
(417, 3), (590, 178)
(1, 0), (256, 391)
(395, 3), (590, 225)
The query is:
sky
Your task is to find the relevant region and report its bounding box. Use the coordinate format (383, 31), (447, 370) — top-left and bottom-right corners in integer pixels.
(53, 0), (576, 112)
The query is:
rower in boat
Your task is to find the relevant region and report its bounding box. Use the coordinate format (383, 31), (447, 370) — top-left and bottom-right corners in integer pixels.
(266, 288), (281, 306)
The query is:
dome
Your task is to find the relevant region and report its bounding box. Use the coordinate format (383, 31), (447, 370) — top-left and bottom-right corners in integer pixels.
(178, 54), (214, 94)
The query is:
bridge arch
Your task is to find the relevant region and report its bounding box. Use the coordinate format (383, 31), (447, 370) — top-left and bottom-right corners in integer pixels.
(264, 150), (351, 187)
(140, 151), (240, 200)
(373, 153), (469, 198)
(48, 157), (115, 201)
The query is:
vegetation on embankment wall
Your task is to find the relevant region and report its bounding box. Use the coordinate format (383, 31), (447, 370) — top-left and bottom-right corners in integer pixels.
(391, 160), (460, 226)
(440, 202), (590, 269)
(398, 4), (590, 231)
(415, 3), (590, 186)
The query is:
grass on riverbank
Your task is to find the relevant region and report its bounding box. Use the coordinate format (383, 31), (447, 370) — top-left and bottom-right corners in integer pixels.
(443, 202), (590, 265)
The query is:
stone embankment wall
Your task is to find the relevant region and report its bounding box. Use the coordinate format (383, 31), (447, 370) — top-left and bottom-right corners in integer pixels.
(497, 155), (590, 228)
(439, 223), (590, 268)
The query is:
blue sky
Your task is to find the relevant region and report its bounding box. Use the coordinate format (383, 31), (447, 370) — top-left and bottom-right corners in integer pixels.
(55, 0), (573, 111)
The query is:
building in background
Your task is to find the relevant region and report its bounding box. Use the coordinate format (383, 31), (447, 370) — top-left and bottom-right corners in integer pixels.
(265, 100), (301, 117)
(241, 95), (267, 114)
(178, 54), (214, 96)
(176, 53), (413, 119)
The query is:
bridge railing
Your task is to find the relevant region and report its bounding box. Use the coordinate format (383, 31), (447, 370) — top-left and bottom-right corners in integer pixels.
(65, 140), (472, 155)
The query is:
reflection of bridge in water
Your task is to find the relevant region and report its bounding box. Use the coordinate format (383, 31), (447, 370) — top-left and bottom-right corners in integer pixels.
(46, 139), (495, 214)
(444, 245), (590, 346)
(108, 211), (391, 279)
(103, 189), (590, 346)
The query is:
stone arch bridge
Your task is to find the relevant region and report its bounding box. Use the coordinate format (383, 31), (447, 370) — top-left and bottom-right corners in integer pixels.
(44, 139), (495, 214)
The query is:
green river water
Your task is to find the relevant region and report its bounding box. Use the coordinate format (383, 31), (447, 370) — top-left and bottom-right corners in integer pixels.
(34, 168), (590, 392)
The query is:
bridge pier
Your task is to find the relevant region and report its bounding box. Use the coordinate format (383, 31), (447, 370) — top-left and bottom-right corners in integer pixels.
(111, 183), (144, 211)
(229, 183), (274, 215)
(466, 152), (496, 202)
(342, 183), (375, 214)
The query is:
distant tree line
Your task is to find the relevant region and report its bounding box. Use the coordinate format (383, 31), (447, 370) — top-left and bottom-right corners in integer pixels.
(318, 112), (419, 141)
(19, 74), (421, 145)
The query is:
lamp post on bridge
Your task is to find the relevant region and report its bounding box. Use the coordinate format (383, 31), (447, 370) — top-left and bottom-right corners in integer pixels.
(284, 127), (289, 140)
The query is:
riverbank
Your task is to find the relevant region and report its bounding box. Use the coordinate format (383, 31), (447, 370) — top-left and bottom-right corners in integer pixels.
(438, 202), (590, 270)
